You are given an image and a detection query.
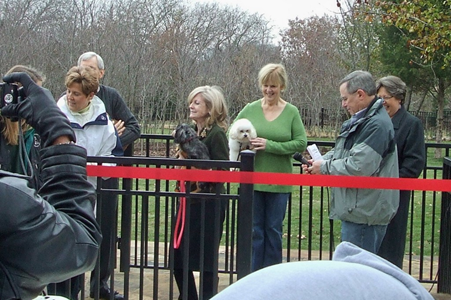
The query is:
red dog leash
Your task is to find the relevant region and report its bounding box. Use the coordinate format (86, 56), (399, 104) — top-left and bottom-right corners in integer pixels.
(173, 180), (186, 249)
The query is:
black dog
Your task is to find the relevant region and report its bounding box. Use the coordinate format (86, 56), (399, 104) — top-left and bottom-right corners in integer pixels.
(174, 123), (211, 192)
(174, 123), (210, 160)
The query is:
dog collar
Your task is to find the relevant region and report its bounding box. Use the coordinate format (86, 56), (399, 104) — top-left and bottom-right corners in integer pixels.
(185, 136), (198, 143)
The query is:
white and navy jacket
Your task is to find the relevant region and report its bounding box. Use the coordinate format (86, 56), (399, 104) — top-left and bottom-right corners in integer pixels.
(57, 95), (123, 187)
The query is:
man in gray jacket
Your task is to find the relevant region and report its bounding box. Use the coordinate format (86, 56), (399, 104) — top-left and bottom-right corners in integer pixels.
(304, 70), (399, 254)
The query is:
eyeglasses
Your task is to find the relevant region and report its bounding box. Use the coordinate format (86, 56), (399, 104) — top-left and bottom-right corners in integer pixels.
(380, 95), (394, 100)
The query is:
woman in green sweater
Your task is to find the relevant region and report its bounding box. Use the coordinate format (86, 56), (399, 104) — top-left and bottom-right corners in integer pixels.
(233, 63), (307, 271)
(173, 85), (229, 300)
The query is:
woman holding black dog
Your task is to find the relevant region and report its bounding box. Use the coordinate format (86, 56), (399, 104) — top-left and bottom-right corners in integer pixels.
(173, 85), (229, 300)
(231, 63), (307, 272)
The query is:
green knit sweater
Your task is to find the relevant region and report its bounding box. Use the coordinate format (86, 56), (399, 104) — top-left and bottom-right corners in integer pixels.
(234, 99), (307, 193)
(196, 123), (229, 161)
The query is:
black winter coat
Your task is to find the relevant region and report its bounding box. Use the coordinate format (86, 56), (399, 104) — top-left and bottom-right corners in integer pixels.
(391, 105), (425, 179)
(0, 144), (101, 299)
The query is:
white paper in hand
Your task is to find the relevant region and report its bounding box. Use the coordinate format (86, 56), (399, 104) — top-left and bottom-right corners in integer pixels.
(307, 144), (323, 161)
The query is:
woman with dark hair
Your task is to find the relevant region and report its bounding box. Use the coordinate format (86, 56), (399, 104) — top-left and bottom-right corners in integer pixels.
(376, 75), (426, 268)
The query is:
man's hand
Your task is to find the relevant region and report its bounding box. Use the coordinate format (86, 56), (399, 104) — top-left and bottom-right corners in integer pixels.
(113, 119), (125, 136)
(303, 159), (323, 175)
(1, 72), (75, 147)
(301, 158), (314, 174)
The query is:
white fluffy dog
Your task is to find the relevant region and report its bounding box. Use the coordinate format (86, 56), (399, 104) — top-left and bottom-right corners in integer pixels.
(228, 118), (257, 161)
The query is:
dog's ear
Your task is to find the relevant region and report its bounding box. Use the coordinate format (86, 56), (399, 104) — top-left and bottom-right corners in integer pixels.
(174, 129), (181, 143)
(174, 124), (185, 143)
(250, 126), (257, 139)
(229, 125), (239, 140)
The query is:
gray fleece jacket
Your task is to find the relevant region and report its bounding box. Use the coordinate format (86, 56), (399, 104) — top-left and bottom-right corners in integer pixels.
(211, 242), (433, 300)
(321, 98), (399, 225)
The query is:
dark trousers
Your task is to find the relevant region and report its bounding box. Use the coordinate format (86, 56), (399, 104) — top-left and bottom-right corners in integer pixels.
(172, 197), (227, 300)
(90, 178), (119, 293)
(174, 269), (215, 300)
(378, 190), (411, 268)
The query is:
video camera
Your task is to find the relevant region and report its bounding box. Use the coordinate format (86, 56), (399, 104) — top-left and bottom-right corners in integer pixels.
(0, 82), (22, 108)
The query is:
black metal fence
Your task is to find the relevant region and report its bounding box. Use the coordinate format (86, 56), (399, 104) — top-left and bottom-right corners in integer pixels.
(413, 110), (451, 133)
(80, 136), (451, 300)
(299, 108), (451, 133)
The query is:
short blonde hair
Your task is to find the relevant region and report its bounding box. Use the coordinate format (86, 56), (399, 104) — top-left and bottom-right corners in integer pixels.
(258, 63), (288, 91)
(187, 85), (229, 131)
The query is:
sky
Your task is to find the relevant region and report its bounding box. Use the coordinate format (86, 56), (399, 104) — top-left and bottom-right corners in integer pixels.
(192, 0), (340, 39)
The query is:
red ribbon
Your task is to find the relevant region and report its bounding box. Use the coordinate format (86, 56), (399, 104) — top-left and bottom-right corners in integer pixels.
(87, 165), (451, 192)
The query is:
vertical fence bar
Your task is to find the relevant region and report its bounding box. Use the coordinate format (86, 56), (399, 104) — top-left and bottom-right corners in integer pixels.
(119, 143), (134, 298)
(119, 177), (132, 298)
(236, 150), (255, 279)
(438, 157), (451, 293)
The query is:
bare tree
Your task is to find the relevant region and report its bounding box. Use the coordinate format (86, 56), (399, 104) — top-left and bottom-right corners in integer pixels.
(280, 15), (346, 137)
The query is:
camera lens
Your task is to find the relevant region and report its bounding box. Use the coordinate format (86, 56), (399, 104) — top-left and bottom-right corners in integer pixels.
(4, 93), (14, 105)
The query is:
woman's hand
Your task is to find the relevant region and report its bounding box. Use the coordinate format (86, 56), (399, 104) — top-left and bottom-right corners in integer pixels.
(251, 137), (267, 150)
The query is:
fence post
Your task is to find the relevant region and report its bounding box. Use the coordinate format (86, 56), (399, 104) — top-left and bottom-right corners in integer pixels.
(119, 144), (134, 296)
(236, 150), (255, 279)
(438, 157), (451, 293)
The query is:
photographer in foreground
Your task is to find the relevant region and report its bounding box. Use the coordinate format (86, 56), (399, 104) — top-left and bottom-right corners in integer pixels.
(0, 72), (101, 299)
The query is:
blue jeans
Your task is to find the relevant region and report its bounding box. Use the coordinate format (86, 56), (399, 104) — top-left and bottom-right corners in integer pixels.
(341, 221), (387, 254)
(252, 191), (289, 271)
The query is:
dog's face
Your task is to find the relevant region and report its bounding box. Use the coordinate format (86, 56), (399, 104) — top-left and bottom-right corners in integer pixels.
(229, 118), (257, 142)
(174, 123), (197, 144)
(174, 123), (210, 160)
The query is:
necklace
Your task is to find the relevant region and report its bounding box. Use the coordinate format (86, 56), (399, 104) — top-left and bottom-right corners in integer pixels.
(199, 126), (208, 139)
